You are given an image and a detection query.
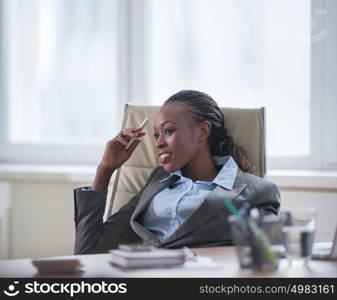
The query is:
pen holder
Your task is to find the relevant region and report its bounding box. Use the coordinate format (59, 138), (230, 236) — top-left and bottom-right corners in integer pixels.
(228, 215), (282, 271)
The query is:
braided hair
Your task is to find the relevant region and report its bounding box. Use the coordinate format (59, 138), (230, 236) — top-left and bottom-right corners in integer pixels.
(164, 90), (254, 173)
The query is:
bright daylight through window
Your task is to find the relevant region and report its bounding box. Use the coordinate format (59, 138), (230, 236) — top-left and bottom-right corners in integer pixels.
(1, 0), (335, 169)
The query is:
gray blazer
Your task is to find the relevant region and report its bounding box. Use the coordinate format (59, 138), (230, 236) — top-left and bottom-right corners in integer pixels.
(74, 167), (280, 254)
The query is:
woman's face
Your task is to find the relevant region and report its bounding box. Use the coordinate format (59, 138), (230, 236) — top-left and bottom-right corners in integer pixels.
(153, 103), (204, 173)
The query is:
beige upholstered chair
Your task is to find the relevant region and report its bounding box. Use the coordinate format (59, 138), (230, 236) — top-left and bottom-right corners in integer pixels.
(108, 104), (266, 216)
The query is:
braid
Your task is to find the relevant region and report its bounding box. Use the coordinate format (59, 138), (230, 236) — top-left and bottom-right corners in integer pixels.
(165, 90), (255, 174)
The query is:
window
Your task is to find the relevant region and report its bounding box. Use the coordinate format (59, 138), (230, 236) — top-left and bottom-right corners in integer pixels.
(0, 0), (126, 164)
(8, 0), (121, 145)
(144, 0), (337, 170)
(145, 0), (320, 170)
(0, 0), (336, 169)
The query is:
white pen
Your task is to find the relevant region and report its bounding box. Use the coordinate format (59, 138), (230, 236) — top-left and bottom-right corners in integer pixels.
(125, 118), (149, 150)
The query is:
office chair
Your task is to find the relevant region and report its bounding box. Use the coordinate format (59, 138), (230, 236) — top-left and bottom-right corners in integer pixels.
(108, 104), (266, 216)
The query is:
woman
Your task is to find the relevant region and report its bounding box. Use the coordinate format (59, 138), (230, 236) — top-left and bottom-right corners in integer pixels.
(74, 90), (280, 254)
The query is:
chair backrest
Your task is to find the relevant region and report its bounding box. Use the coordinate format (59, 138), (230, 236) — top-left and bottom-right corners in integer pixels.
(108, 104), (266, 215)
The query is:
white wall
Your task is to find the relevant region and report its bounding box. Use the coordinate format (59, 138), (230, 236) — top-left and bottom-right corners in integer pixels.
(9, 180), (80, 258)
(1, 174), (336, 259)
(279, 188), (337, 242)
(0, 182), (10, 259)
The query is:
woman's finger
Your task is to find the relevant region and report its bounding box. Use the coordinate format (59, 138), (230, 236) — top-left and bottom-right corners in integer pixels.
(129, 127), (144, 132)
(125, 138), (141, 153)
(128, 130), (146, 138)
(115, 136), (127, 146)
(135, 132), (146, 137)
(119, 130), (136, 140)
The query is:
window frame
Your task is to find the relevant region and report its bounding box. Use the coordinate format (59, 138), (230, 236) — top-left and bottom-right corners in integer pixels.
(322, 0), (337, 170)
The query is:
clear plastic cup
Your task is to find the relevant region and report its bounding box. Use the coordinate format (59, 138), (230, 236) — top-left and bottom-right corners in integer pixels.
(281, 207), (317, 266)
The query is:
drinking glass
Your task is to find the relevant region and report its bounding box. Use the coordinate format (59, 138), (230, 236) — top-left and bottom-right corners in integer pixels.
(281, 207), (317, 266)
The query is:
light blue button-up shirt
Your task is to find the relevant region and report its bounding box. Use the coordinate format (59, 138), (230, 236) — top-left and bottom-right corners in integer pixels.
(139, 155), (238, 242)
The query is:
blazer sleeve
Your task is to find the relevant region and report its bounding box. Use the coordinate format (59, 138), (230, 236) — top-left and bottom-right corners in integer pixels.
(74, 169), (159, 254)
(253, 180), (281, 216)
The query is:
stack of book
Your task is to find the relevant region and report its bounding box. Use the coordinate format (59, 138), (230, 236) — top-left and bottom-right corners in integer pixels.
(109, 248), (186, 269)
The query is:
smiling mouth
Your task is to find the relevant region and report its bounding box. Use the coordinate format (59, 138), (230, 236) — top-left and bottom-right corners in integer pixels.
(159, 152), (172, 163)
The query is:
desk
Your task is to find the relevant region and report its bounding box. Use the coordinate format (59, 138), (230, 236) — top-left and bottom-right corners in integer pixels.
(0, 247), (336, 278)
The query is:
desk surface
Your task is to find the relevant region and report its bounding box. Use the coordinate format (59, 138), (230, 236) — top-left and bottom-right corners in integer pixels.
(0, 247), (336, 278)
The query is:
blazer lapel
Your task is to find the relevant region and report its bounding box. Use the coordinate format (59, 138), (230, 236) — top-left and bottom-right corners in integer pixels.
(163, 170), (247, 244)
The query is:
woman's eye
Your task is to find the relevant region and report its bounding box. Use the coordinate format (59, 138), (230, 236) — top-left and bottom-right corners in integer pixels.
(164, 128), (175, 135)
(153, 128), (175, 139)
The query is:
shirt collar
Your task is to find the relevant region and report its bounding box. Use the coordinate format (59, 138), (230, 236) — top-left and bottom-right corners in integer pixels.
(159, 169), (182, 183)
(211, 156), (238, 190)
(159, 155), (238, 190)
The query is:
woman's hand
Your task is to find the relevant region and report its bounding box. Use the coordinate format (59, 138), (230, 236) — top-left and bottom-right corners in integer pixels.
(92, 128), (145, 190)
(100, 127), (145, 171)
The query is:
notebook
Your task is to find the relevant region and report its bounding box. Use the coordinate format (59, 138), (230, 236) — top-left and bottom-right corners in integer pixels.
(312, 225), (337, 260)
(109, 248), (185, 269)
(32, 258), (84, 273)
